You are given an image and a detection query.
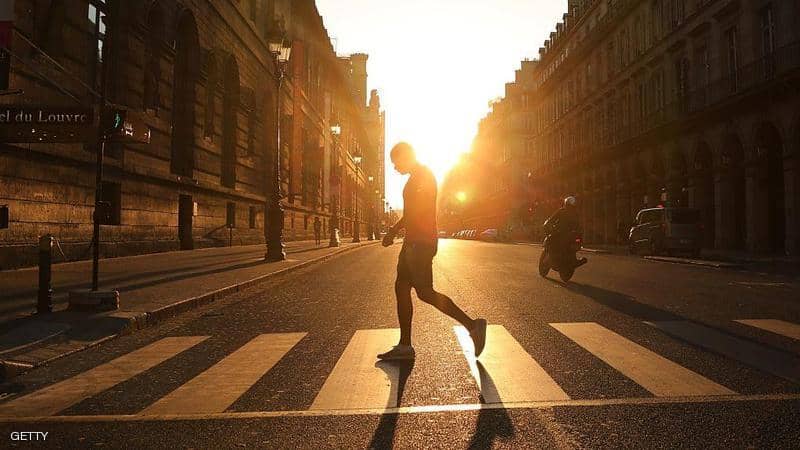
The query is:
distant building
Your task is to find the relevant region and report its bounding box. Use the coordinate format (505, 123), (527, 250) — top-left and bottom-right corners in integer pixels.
(465, 0), (800, 254)
(0, 0), (385, 268)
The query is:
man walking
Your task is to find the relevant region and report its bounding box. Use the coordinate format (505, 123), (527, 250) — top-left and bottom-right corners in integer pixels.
(379, 142), (487, 360)
(313, 217), (322, 246)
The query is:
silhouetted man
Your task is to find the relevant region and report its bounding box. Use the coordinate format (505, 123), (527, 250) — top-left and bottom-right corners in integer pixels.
(379, 142), (487, 361)
(314, 217), (322, 246)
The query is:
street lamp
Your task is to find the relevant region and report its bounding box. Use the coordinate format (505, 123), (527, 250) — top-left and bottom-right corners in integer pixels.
(265, 35), (292, 262)
(329, 126), (341, 247)
(352, 153), (362, 243)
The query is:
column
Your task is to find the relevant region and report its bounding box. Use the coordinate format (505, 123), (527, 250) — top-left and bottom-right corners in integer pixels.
(745, 164), (769, 252)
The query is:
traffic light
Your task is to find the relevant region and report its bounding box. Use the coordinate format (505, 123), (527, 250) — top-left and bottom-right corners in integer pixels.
(103, 108), (126, 134)
(102, 107), (150, 144)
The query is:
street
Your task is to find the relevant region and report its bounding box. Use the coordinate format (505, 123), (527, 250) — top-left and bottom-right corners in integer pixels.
(0, 240), (798, 448)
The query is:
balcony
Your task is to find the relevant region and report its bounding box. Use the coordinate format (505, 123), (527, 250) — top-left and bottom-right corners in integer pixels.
(599, 40), (800, 158)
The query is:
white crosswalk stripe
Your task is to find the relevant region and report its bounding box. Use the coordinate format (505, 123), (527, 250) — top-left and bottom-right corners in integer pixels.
(0, 336), (208, 417)
(140, 333), (307, 416)
(648, 320), (800, 383)
(455, 325), (569, 403)
(552, 322), (735, 397)
(3, 319), (799, 419)
(735, 319), (800, 341)
(311, 329), (406, 411)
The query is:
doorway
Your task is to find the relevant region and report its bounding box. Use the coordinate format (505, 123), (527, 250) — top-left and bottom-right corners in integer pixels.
(179, 194), (194, 250)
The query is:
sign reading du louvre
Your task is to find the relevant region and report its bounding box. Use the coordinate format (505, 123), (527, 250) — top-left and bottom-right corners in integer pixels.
(0, 106), (94, 143)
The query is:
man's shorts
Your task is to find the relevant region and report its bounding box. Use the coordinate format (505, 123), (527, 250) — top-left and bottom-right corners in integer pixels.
(396, 241), (437, 290)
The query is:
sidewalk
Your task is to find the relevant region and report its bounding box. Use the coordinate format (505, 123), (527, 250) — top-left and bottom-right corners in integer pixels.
(580, 243), (800, 268)
(0, 239), (378, 380)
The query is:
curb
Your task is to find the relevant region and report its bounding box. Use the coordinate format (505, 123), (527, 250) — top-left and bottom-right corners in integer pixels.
(643, 256), (741, 269)
(1, 241), (379, 381)
(580, 248), (611, 254)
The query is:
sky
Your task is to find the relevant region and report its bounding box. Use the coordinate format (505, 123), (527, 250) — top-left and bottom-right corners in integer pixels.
(315, 0), (568, 208)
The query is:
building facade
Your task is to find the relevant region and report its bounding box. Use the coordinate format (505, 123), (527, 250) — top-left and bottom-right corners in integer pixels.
(0, 0), (385, 269)
(467, 0), (800, 255)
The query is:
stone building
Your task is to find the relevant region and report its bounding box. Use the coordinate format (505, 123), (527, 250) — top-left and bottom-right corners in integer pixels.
(469, 0), (800, 255)
(0, 0), (385, 269)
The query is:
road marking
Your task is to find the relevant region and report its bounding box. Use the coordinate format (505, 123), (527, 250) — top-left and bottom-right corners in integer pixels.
(0, 336), (208, 417)
(311, 329), (408, 410)
(648, 321), (800, 383)
(735, 319), (800, 341)
(6, 393), (800, 423)
(454, 325), (569, 403)
(551, 322), (735, 397)
(140, 333), (306, 415)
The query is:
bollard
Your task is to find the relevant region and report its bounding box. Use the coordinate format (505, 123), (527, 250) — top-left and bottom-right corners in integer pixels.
(37, 234), (54, 314)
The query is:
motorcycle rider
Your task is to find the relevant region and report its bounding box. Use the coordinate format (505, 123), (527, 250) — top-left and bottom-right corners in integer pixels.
(545, 196), (587, 268)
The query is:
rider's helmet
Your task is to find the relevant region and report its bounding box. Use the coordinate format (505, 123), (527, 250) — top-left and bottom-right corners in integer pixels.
(564, 196), (577, 208)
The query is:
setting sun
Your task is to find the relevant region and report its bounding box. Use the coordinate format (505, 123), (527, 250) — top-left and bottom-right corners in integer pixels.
(316, 0), (567, 206)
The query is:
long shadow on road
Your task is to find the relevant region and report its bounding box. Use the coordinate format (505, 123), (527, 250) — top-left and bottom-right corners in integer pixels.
(368, 360), (414, 449)
(554, 280), (684, 322)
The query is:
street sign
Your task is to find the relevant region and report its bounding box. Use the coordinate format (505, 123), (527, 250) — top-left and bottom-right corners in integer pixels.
(103, 108), (150, 144)
(0, 105), (94, 142)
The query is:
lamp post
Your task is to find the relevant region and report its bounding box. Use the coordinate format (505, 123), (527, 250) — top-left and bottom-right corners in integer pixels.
(329, 125), (341, 247)
(265, 36), (292, 262)
(366, 176), (375, 240)
(352, 154), (362, 243)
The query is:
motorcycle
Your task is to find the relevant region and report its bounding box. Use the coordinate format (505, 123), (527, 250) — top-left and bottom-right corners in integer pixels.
(538, 220), (587, 282)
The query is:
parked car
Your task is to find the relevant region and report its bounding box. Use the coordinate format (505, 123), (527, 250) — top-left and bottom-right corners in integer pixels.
(629, 207), (702, 257)
(479, 229), (499, 241)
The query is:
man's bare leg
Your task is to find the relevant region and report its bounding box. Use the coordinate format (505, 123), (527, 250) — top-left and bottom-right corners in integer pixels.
(396, 279), (414, 346)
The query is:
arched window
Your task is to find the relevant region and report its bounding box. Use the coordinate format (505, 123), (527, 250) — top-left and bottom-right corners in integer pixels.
(144, 4), (164, 112)
(33, 0), (65, 57)
(170, 10), (199, 177)
(221, 56), (239, 188)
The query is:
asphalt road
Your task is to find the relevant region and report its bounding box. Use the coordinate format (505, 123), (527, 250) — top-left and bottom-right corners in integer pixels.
(1, 240), (799, 449)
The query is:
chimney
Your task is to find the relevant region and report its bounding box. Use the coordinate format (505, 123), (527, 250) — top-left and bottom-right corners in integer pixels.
(369, 89), (381, 112)
(349, 53), (369, 108)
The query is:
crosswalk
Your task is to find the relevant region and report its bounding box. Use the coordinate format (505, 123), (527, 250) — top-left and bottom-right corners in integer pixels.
(0, 319), (799, 419)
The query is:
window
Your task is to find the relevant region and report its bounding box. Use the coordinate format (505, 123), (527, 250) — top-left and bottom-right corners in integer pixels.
(249, 206), (257, 229)
(760, 5), (776, 56)
(144, 6), (163, 112)
(249, 0), (258, 21)
(760, 5), (776, 78)
(725, 28), (739, 91)
(226, 202), (236, 228)
(638, 209), (664, 224)
(204, 57), (217, 137)
(0, 49), (9, 90)
(675, 58), (689, 107)
(695, 45), (710, 88)
(88, 0), (108, 89)
(35, 0), (65, 58)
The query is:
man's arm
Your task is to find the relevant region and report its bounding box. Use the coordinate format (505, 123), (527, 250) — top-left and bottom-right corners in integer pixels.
(388, 216), (405, 235)
(382, 215), (403, 247)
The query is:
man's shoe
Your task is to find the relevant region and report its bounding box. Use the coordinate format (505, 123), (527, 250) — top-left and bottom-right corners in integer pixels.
(470, 319), (488, 357)
(377, 344), (415, 361)
(576, 257), (588, 267)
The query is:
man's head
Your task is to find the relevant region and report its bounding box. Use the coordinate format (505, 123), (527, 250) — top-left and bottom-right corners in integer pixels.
(390, 142), (417, 175)
(564, 196), (577, 208)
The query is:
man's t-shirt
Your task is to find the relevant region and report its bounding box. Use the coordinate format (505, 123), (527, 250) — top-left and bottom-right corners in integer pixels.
(402, 164), (438, 246)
